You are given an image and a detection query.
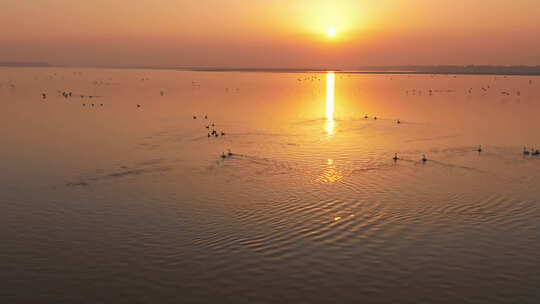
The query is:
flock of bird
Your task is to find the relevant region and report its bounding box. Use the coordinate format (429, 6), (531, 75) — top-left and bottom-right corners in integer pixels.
(41, 86), (167, 108)
(363, 109), (537, 162)
(392, 144), (540, 163)
(191, 114), (234, 158)
(41, 90), (105, 107)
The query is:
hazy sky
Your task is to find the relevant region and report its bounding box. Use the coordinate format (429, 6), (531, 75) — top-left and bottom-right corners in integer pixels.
(1, 0), (540, 68)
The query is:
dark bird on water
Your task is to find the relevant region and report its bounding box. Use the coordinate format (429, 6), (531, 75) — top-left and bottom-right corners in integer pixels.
(422, 154), (428, 162)
(477, 145), (482, 152)
(193, 116), (197, 119)
(393, 153), (399, 161)
(523, 147), (530, 155)
(228, 149), (233, 156)
(221, 131), (225, 136)
(137, 104), (141, 108)
(397, 120), (401, 124)
(221, 152), (227, 159)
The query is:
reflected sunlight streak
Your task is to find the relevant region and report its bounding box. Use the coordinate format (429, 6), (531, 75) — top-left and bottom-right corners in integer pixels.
(325, 72), (335, 137)
(316, 158), (343, 183)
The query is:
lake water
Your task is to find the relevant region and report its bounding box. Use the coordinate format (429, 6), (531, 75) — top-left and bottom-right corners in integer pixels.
(1, 68), (540, 303)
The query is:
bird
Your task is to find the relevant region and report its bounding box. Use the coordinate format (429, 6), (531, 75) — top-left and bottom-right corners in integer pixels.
(397, 120), (401, 124)
(364, 115), (368, 119)
(193, 116), (197, 119)
(221, 131), (225, 136)
(137, 104), (141, 108)
(207, 133), (211, 138)
(205, 125), (209, 129)
(227, 149), (233, 156)
(221, 152), (227, 159)
(533, 149), (540, 156)
(374, 116), (377, 120)
(523, 147), (530, 155)
(393, 153), (399, 161)
(42, 93), (46, 99)
(421, 154), (427, 162)
(477, 145), (482, 152)
(204, 115), (208, 119)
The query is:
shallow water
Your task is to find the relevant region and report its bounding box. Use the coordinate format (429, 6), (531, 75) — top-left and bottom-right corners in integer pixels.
(1, 68), (540, 303)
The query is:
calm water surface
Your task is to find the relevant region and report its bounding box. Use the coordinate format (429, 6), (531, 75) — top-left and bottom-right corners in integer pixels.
(1, 68), (540, 303)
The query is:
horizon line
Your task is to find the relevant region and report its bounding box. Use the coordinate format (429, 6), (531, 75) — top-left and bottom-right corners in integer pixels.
(2, 62), (540, 75)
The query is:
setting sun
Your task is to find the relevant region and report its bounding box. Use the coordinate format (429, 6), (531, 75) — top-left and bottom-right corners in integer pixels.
(327, 28), (336, 37)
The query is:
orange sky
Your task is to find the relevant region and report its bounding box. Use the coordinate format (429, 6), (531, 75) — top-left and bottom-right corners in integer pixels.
(1, 0), (539, 68)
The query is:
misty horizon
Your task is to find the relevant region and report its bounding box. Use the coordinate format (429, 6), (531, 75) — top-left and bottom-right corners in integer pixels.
(3, 61), (540, 76)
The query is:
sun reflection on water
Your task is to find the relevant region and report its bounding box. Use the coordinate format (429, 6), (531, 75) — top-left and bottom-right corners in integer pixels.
(316, 158), (343, 183)
(325, 72), (335, 137)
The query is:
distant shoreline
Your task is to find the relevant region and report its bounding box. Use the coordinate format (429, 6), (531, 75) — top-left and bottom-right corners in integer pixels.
(2, 62), (540, 76)
(178, 65), (540, 76)
(0, 62), (50, 67)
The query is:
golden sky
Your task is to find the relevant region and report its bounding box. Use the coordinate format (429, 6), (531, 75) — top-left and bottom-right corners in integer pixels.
(1, 0), (539, 67)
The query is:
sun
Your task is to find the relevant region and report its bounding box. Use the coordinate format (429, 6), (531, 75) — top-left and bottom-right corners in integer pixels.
(327, 28), (337, 37)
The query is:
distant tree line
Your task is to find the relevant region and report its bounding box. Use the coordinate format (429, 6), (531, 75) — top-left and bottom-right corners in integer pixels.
(356, 65), (540, 75)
